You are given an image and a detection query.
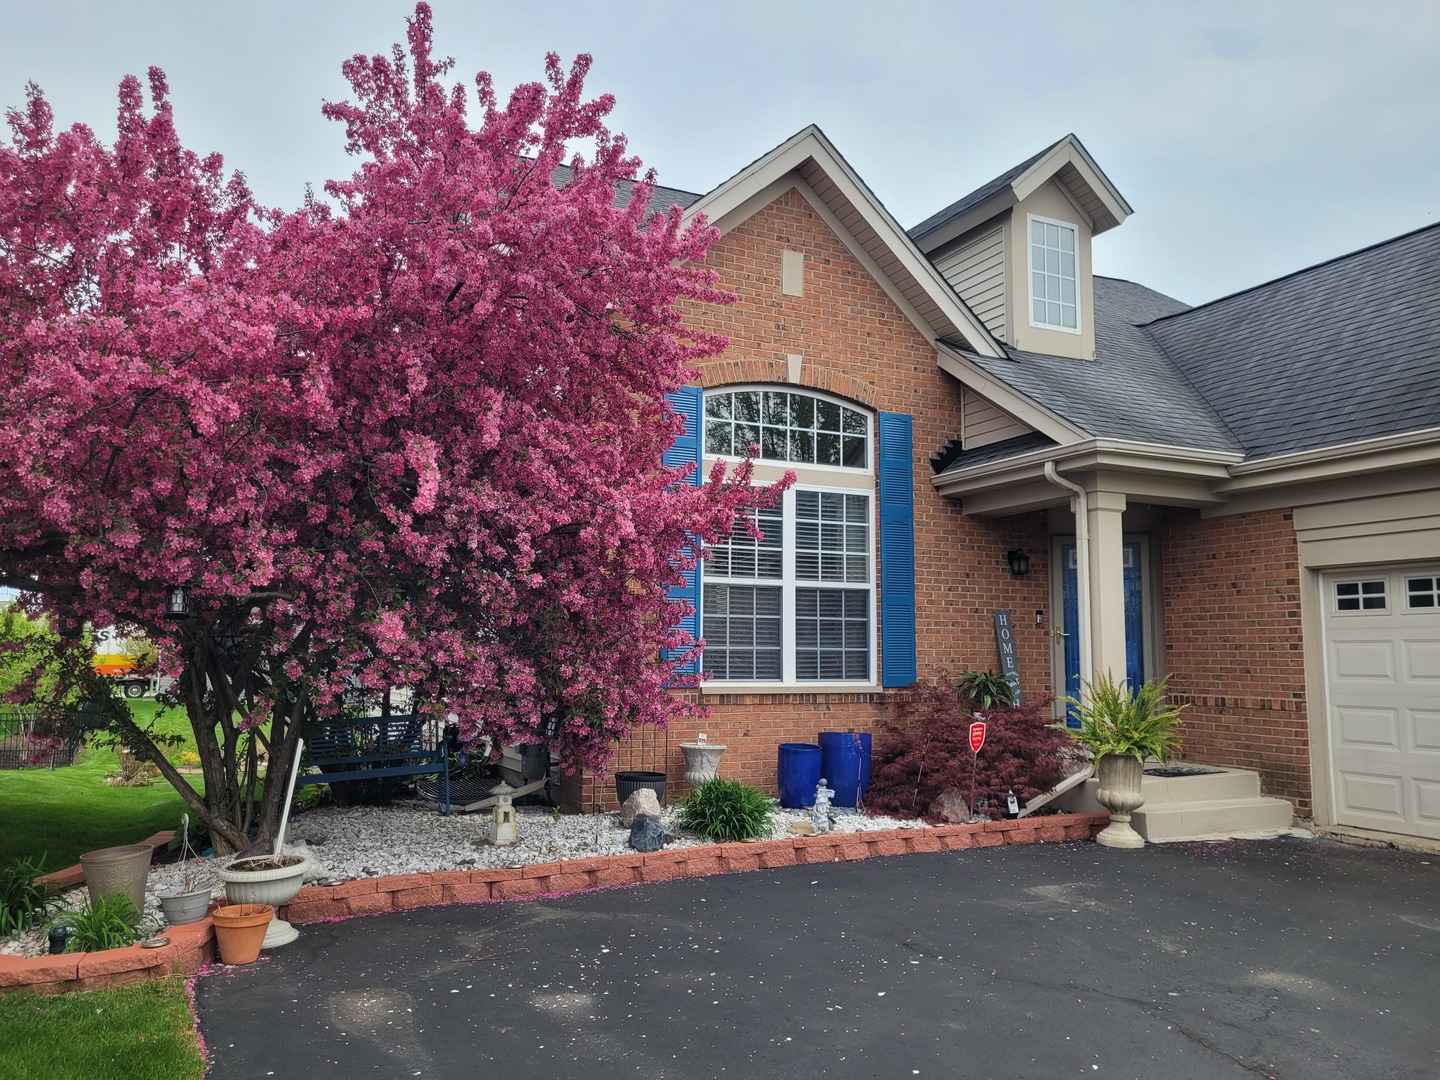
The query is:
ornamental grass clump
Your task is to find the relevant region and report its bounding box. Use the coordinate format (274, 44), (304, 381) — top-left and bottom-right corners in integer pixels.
(679, 778), (775, 842)
(1059, 672), (1186, 763)
(0, 855), (54, 936)
(61, 893), (143, 952)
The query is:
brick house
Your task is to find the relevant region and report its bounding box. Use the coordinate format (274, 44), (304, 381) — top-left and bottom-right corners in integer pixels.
(563, 127), (1440, 844)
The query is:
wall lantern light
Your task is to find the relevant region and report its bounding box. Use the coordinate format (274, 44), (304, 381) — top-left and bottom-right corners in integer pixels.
(164, 583), (192, 620)
(1006, 548), (1031, 578)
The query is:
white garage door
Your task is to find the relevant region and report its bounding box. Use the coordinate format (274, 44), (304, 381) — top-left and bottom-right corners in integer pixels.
(1324, 566), (1440, 840)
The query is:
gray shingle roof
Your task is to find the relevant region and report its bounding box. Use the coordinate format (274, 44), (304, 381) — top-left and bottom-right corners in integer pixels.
(944, 277), (1242, 459)
(550, 164), (701, 221)
(1144, 223), (1440, 460)
(908, 137), (1064, 241)
(943, 432), (1058, 470)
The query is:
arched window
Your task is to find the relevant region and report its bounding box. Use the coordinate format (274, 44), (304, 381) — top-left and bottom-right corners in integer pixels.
(704, 388), (869, 469)
(701, 388), (875, 684)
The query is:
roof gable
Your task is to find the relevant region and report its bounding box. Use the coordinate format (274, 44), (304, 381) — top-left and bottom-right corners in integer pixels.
(681, 126), (1004, 357)
(909, 134), (1132, 251)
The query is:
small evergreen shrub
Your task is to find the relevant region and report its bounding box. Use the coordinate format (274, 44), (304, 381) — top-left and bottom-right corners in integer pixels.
(62, 893), (143, 952)
(679, 778), (775, 842)
(867, 677), (1070, 821)
(0, 856), (54, 936)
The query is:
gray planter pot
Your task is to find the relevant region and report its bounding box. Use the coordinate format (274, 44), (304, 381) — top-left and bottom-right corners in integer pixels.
(79, 844), (153, 910)
(157, 886), (212, 926)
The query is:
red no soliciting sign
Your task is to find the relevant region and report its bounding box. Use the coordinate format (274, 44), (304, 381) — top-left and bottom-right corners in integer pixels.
(969, 721), (986, 754)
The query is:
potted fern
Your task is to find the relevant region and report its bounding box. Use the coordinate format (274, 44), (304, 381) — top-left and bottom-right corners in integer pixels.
(1058, 672), (1186, 849)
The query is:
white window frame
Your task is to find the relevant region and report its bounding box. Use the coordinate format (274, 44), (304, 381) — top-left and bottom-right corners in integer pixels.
(1026, 213), (1081, 335)
(1332, 577), (1388, 615)
(702, 484), (878, 687)
(702, 385), (872, 474)
(700, 386), (878, 690)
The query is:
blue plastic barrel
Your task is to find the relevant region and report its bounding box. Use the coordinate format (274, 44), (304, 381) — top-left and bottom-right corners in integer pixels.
(777, 743), (822, 808)
(819, 732), (872, 808)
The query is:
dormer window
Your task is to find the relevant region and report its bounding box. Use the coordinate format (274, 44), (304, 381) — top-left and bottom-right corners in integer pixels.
(1029, 215), (1079, 332)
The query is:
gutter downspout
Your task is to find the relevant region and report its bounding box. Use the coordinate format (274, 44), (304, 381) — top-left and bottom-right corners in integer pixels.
(1044, 462), (1092, 697)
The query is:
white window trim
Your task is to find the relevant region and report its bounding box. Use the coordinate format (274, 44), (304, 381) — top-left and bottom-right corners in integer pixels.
(1026, 212), (1082, 336)
(702, 385), (873, 475)
(1331, 577), (1389, 615)
(700, 482), (878, 688)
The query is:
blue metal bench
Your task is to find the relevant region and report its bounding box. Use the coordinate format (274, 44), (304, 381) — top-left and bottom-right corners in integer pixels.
(298, 714), (450, 814)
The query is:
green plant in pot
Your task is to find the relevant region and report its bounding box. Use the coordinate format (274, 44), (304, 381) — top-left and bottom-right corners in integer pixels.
(1057, 672), (1186, 849)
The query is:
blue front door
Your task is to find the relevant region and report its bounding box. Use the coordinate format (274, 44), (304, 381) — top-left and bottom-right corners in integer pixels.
(1060, 541), (1145, 725)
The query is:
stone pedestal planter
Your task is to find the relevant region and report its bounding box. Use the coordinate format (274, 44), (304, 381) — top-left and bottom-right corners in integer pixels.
(217, 855), (307, 948)
(680, 734), (726, 787)
(1094, 754), (1146, 849)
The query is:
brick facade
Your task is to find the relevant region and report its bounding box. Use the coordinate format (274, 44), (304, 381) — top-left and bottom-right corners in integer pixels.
(1158, 507), (1311, 813)
(569, 188), (1052, 809)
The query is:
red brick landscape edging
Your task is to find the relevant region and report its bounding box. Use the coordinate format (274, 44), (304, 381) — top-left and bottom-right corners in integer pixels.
(0, 813), (1108, 994)
(280, 814), (1109, 922)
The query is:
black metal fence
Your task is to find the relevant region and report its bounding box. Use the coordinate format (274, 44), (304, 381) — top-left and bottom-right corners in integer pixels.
(0, 707), (82, 770)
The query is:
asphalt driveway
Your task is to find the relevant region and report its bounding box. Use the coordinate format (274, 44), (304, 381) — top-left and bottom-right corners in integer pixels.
(195, 835), (1439, 1079)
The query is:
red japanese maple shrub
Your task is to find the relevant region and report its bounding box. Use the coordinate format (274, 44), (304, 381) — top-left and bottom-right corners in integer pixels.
(867, 677), (1069, 821)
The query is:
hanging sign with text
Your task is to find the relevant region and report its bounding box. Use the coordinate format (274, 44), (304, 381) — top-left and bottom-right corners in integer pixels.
(968, 721), (986, 754)
(992, 609), (1023, 705)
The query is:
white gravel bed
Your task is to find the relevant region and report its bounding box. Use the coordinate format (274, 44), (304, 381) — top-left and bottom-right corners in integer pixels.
(1, 800), (928, 959)
(284, 798), (930, 879)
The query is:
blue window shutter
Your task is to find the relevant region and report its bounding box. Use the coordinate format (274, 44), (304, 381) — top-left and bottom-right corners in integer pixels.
(664, 387), (703, 675)
(878, 412), (917, 687)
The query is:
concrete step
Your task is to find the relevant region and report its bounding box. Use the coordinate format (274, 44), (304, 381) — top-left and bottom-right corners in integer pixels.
(1139, 768), (1262, 803)
(1134, 796), (1296, 843)
(1057, 767), (1264, 816)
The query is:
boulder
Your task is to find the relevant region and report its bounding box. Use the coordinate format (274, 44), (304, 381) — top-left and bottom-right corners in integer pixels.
(928, 789), (972, 824)
(620, 788), (662, 828)
(628, 814), (668, 852)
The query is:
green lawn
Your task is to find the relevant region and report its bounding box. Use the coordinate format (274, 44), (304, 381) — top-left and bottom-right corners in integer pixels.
(0, 702), (206, 874)
(0, 978), (206, 1080)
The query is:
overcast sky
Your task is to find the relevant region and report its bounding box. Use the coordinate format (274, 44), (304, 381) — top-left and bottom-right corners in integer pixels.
(3, 0), (1438, 306)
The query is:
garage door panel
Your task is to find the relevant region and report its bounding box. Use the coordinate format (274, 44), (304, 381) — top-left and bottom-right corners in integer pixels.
(1417, 780), (1440, 826)
(1403, 639), (1440, 680)
(1334, 706), (1400, 749)
(1326, 564), (1440, 840)
(1330, 640), (1395, 680)
(1412, 709), (1440, 753)
(1336, 771), (1406, 819)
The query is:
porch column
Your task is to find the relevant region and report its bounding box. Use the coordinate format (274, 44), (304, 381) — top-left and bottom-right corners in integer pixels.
(1086, 490), (1128, 686)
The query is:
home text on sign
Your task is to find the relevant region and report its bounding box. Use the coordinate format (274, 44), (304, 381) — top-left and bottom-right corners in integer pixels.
(969, 721), (986, 754)
(993, 609), (1023, 704)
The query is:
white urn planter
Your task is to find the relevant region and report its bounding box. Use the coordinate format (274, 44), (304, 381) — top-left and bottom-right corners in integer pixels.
(216, 855), (308, 948)
(1093, 754), (1146, 849)
(680, 733), (726, 787)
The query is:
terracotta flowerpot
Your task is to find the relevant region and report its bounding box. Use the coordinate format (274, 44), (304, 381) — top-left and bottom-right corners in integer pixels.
(211, 904), (274, 965)
(1094, 754), (1146, 849)
(79, 844), (153, 911)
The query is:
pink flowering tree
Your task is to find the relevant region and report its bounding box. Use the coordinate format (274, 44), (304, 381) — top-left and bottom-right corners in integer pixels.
(0, 5), (783, 853)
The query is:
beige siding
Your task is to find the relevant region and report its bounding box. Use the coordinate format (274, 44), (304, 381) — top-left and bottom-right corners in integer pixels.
(933, 223), (1007, 340)
(963, 389), (1031, 448)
